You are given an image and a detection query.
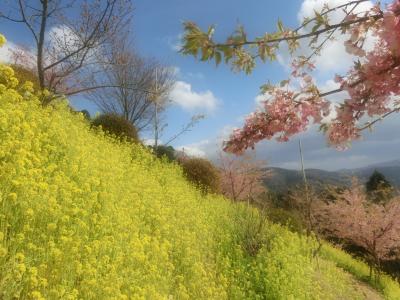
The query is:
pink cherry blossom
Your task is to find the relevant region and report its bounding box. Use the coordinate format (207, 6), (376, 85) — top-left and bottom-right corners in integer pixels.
(225, 0), (400, 155)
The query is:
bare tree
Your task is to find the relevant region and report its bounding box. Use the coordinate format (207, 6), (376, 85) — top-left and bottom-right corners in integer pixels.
(85, 38), (174, 133)
(162, 114), (204, 146)
(0, 0), (133, 103)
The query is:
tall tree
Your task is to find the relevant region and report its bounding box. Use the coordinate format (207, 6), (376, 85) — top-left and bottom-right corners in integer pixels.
(366, 170), (393, 203)
(180, 0), (400, 154)
(0, 0), (133, 103)
(85, 38), (174, 133)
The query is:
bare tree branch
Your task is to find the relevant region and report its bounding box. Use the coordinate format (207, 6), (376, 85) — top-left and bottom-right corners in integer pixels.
(0, 0), (133, 100)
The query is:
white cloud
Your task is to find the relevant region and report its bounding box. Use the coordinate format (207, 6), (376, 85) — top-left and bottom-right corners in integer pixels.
(46, 25), (81, 49)
(0, 39), (36, 67)
(170, 81), (219, 112)
(176, 140), (209, 157)
(142, 139), (163, 146)
(319, 79), (348, 102)
(167, 34), (183, 52)
(176, 125), (235, 159)
(298, 0), (373, 23)
(255, 94), (268, 106)
(0, 40), (17, 63)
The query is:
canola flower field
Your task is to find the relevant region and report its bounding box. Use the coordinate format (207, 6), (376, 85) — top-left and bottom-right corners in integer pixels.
(0, 35), (399, 299)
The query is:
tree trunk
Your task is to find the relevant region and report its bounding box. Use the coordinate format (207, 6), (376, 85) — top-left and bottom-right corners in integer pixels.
(37, 0), (48, 91)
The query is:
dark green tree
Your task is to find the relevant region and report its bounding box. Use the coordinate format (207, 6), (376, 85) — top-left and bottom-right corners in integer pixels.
(153, 145), (176, 162)
(92, 113), (139, 143)
(80, 110), (91, 120)
(366, 170), (393, 203)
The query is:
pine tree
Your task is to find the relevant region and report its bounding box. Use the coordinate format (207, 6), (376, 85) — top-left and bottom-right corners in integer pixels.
(366, 170), (393, 203)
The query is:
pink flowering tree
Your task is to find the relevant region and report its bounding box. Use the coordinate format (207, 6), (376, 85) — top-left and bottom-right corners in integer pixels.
(180, 0), (400, 153)
(315, 182), (400, 278)
(218, 152), (268, 203)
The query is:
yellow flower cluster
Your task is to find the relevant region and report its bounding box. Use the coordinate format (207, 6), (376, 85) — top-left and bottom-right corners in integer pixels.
(0, 34), (5, 47)
(0, 34), (398, 299)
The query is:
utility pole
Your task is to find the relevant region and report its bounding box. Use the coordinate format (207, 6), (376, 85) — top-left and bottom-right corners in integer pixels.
(299, 139), (308, 188)
(299, 139), (312, 236)
(299, 139), (322, 259)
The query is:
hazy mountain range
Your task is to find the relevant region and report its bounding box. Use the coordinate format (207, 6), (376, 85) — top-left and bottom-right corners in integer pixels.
(264, 160), (400, 193)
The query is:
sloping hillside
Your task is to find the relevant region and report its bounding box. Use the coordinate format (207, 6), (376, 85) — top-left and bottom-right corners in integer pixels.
(0, 39), (399, 299)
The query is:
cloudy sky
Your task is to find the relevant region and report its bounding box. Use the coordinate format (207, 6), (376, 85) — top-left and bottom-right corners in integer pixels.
(0, 0), (398, 170)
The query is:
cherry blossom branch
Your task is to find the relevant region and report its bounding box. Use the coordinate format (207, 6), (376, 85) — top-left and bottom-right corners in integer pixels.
(211, 14), (383, 48)
(358, 106), (400, 131)
(292, 0), (370, 33)
(305, 1), (362, 62)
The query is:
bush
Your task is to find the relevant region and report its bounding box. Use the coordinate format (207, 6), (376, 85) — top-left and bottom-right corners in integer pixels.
(266, 207), (305, 233)
(91, 113), (139, 142)
(153, 145), (175, 161)
(233, 206), (267, 256)
(179, 157), (220, 194)
(79, 109), (91, 120)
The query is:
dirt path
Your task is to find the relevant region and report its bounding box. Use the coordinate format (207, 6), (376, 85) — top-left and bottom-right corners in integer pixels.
(349, 276), (384, 300)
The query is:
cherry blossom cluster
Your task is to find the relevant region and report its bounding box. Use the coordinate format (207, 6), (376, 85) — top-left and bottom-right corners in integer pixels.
(224, 79), (330, 154)
(330, 1), (400, 148)
(225, 0), (400, 154)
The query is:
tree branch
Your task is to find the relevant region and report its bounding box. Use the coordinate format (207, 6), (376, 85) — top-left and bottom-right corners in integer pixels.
(358, 107), (400, 131)
(164, 115), (205, 146)
(211, 13), (383, 48)
(63, 85), (156, 97)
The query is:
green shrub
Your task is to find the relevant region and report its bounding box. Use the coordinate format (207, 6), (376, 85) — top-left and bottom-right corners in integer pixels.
(233, 206), (267, 257)
(79, 109), (91, 120)
(92, 113), (139, 142)
(266, 207), (305, 233)
(153, 145), (176, 161)
(179, 157), (220, 194)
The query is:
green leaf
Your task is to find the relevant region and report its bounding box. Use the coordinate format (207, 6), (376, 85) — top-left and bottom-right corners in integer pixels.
(280, 79), (289, 87)
(258, 44), (266, 62)
(215, 51), (222, 66)
(260, 82), (274, 93)
(201, 46), (209, 61)
(277, 19), (284, 33)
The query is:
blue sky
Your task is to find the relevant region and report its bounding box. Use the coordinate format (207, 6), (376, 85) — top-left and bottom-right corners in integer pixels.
(1, 0), (399, 170)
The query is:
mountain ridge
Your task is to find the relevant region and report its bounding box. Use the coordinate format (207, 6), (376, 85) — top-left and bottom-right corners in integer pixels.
(265, 160), (400, 193)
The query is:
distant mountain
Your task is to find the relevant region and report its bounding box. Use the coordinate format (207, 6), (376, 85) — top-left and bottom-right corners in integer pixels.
(264, 160), (400, 193)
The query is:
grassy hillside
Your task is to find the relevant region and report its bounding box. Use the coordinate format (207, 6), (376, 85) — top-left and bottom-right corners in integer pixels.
(0, 38), (399, 299)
